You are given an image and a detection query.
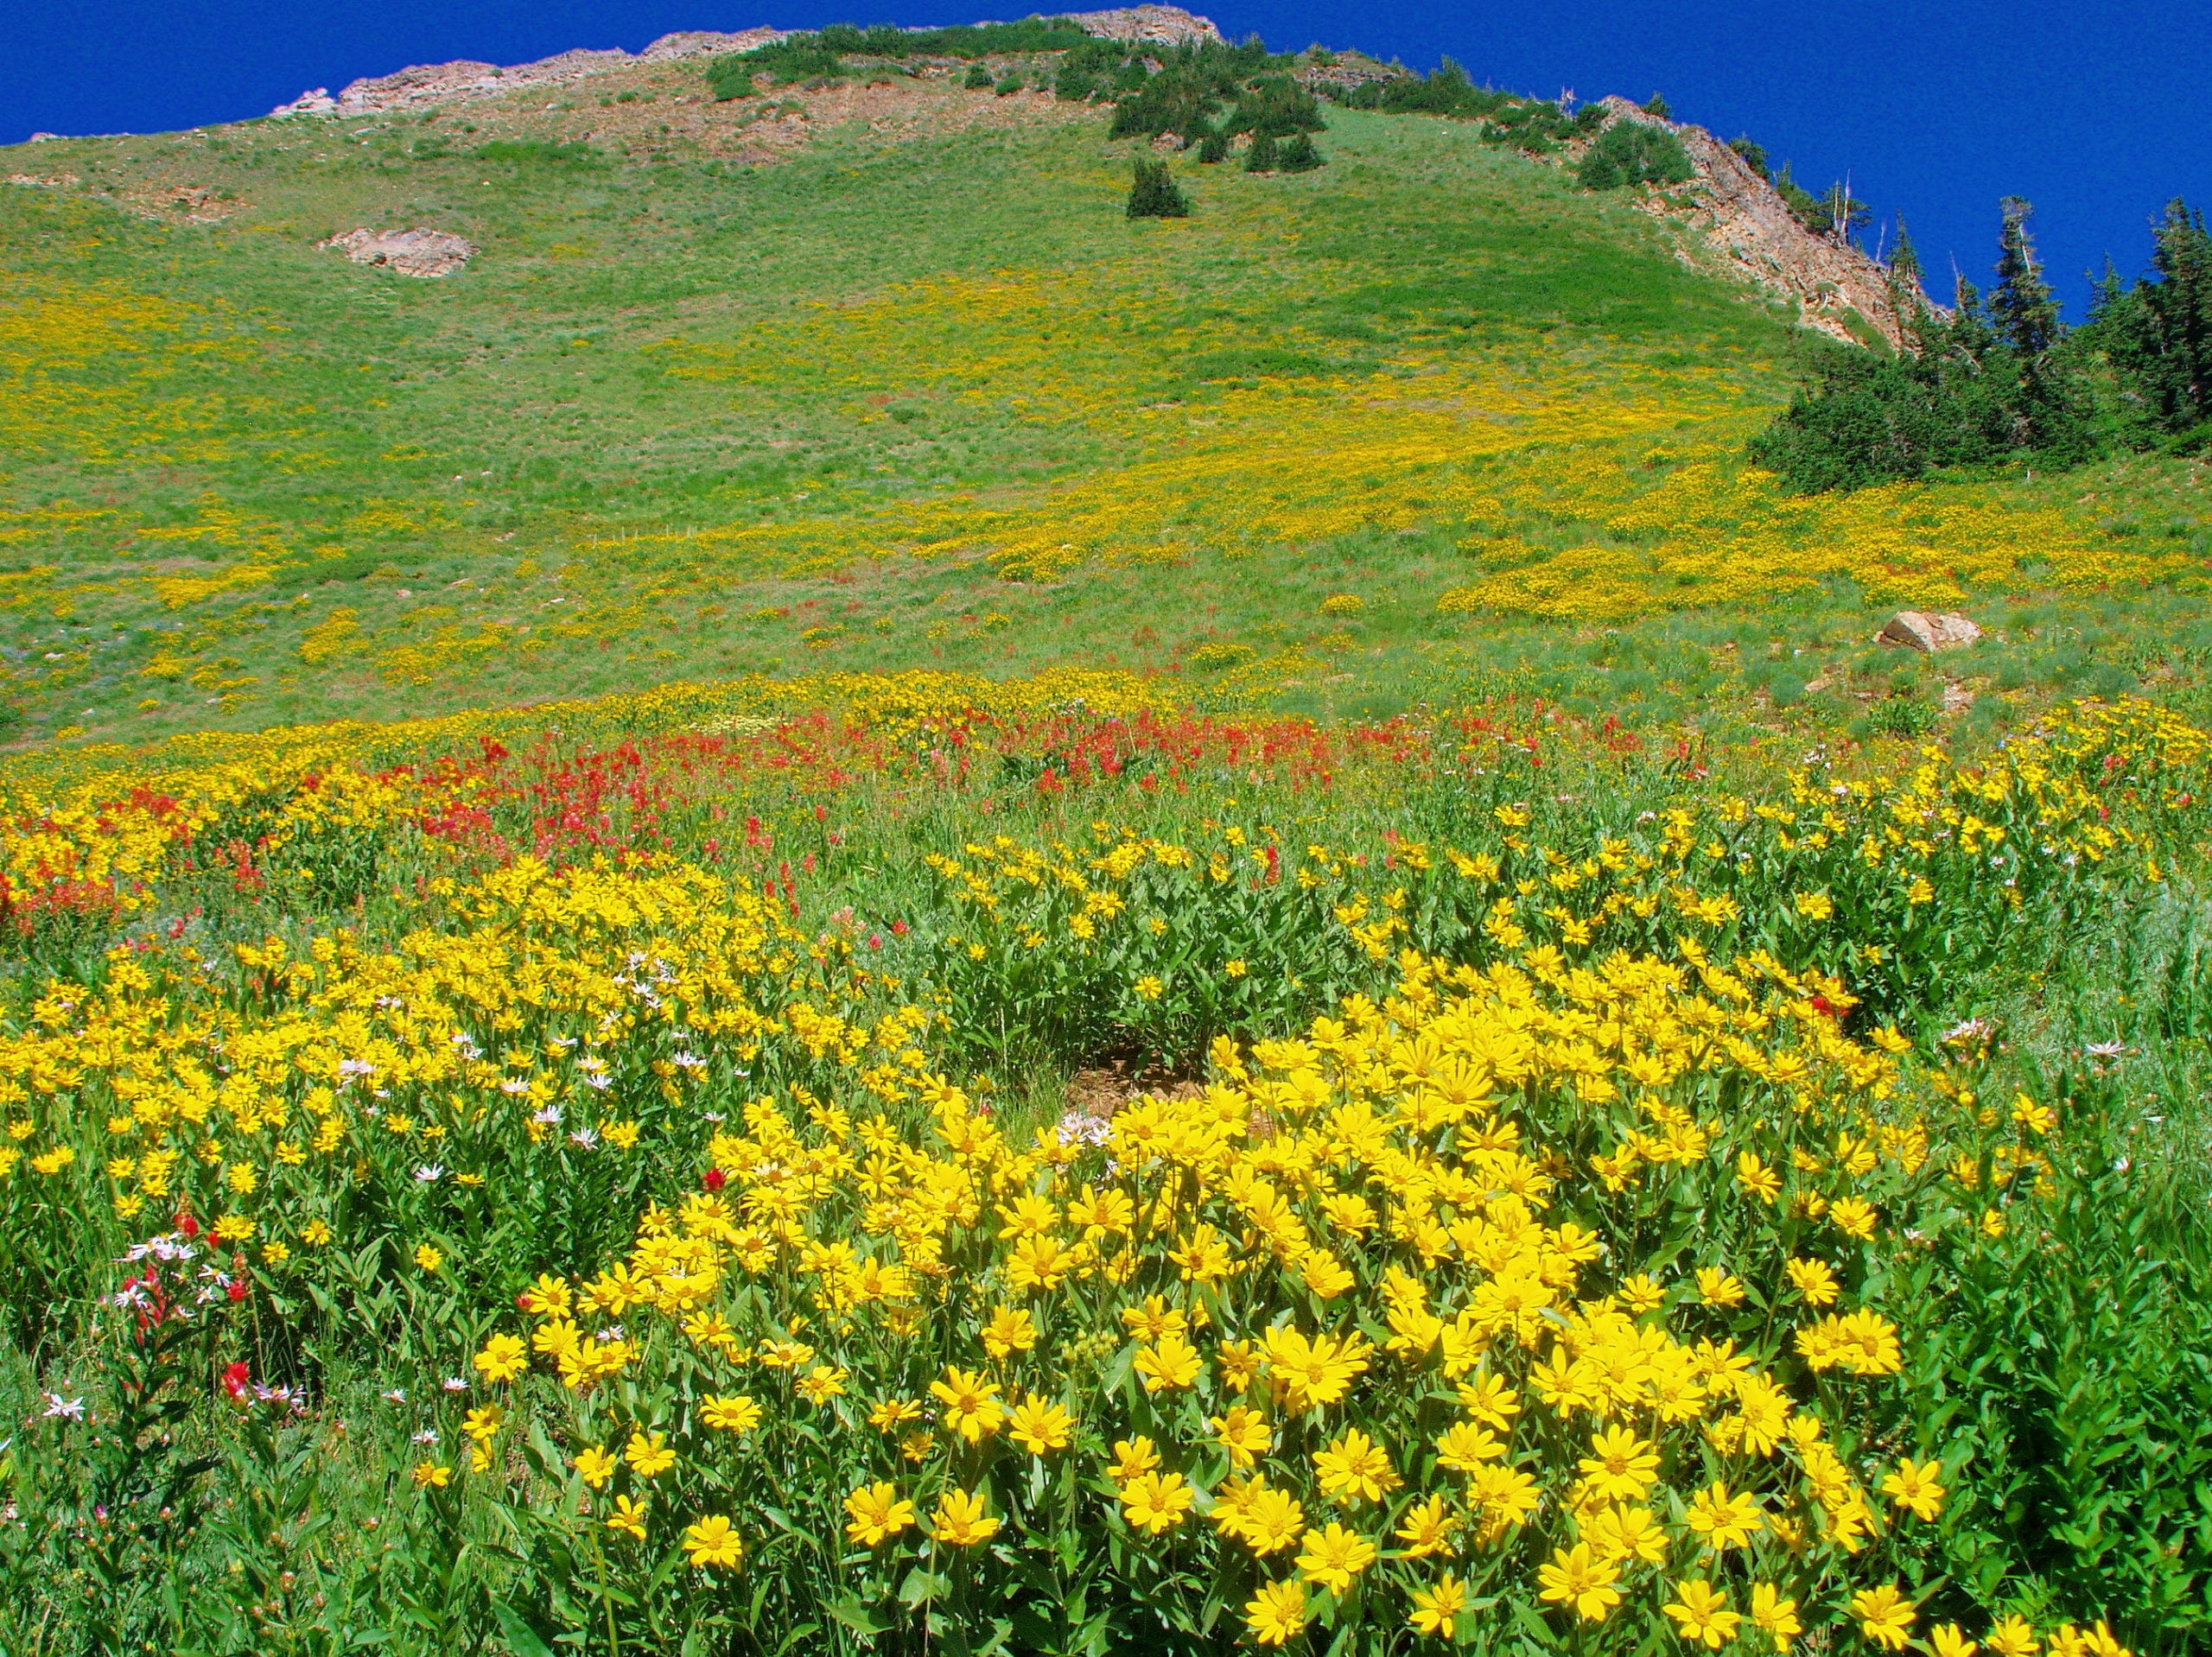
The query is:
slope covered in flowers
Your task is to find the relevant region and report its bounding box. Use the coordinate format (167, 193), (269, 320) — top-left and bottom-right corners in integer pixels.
(2, 678), (2209, 1653)
(4, 83), (2209, 747)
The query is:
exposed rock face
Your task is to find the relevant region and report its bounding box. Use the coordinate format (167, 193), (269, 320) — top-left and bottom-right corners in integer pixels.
(270, 29), (783, 118)
(1594, 98), (1931, 347)
(1065, 6), (1224, 46)
(1878, 611), (1983, 652)
(639, 30), (781, 61)
(320, 226), (476, 277)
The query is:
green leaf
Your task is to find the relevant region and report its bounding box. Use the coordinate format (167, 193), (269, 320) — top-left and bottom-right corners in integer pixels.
(900, 1565), (950, 1608)
(492, 1601), (555, 1657)
(825, 1592), (891, 1635)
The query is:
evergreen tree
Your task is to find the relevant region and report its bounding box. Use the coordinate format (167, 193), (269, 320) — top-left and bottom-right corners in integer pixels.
(1990, 198), (2063, 361)
(1277, 132), (1323, 172)
(1884, 217), (1936, 350)
(1243, 132), (1280, 173)
(1126, 158), (1190, 219)
(2094, 200), (2212, 444)
(2139, 200), (2212, 433)
(1196, 130), (1230, 163)
(1575, 120), (1694, 192)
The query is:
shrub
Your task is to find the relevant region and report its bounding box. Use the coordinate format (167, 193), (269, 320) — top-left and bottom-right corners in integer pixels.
(1229, 75), (1325, 141)
(1243, 132), (1279, 174)
(707, 38), (846, 97)
(1319, 593), (1363, 616)
(1575, 118), (1694, 192)
(1196, 130), (1229, 163)
(1276, 132), (1323, 173)
(1125, 158), (1190, 220)
(994, 74), (1024, 97)
(963, 63), (994, 90)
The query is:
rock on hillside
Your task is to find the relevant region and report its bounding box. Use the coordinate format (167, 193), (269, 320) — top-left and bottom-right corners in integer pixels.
(319, 225), (475, 276)
(1595, 98), (1929, 347)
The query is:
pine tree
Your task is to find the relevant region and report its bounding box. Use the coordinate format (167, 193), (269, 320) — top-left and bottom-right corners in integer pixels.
(1277, 132), (1323, 172)
(2144, 199), (2212, 430)
(1243, 132), (1280, 174)
(1126, 158), (1190, 219)
(1990, 197), (2063, 363)
(1884, 216), (1936, 351)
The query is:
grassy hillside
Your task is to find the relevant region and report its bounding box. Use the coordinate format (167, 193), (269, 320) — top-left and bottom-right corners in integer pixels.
(4, 57), (2208, 752)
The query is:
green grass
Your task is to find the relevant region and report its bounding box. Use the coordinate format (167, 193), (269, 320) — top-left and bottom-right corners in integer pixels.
(1, 60), (2206, 757)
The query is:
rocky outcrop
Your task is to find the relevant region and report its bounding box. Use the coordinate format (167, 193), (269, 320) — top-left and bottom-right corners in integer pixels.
(270, 29), (783, 118)
(1065, 6), (1224, 47)
(320, 226), (476, 276)
(639, 30), (781, 61)
(1594, 98), (1930, 348)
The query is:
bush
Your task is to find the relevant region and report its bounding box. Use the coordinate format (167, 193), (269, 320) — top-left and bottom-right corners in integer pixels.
(1229, 74), (1325, 141)
(708, 39), (845, 97)
(1276, 132), (1323, 173)
(1243, 132), (1279, 174)
(963, 63), (994, 90)
(1575, 118), (1695, 192)
(1125, 158), (1189, 219)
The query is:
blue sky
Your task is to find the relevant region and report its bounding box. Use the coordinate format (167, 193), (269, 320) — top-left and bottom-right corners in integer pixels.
(6, 0), (2208, 313)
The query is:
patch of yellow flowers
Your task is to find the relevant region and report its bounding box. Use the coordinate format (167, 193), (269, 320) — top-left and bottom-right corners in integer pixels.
(467, 936), (2125, 1651)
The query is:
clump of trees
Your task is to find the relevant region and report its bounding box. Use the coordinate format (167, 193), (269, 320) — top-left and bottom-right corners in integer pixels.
(1751, 198), (2211, 493)
(1325, 58), (1601, 156)
(1106, 44), (1326, 169)
(1576, 119), (1694, 192)
(1126, 158), (1190, 219)
(2094, 200), (2212, 450)
(709, 16), (1109, 98)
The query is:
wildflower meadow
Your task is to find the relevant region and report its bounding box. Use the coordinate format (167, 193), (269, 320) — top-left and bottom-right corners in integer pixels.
(3, 671), (2211, 1655)
(6, 18), (2212, 1656)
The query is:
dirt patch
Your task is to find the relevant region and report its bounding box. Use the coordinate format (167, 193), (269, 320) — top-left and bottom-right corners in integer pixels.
(1063, 1057), (1204, 1123)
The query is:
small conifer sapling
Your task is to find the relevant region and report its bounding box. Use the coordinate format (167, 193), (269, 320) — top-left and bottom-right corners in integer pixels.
(1127, 158), (1190, 219)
